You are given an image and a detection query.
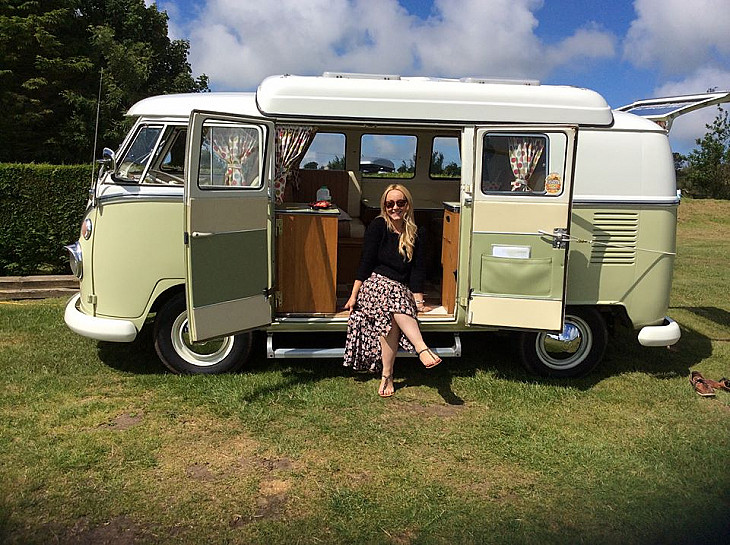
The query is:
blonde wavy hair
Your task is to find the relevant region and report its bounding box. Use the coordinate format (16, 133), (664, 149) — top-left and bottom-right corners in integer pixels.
(379, 184), (418, 261)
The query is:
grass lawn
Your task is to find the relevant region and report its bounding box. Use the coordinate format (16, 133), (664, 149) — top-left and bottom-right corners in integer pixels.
(1, 199), (729, 544)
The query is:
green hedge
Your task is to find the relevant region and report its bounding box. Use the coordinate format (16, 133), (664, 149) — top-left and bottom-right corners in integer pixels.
(0, 164), (93, 275)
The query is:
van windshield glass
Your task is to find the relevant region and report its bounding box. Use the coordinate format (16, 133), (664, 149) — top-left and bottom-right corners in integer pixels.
(116, 125), (163, 182)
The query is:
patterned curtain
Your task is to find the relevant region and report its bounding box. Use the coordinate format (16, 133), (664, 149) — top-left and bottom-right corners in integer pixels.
(211, 129), (258, 186)
(508, 137), (544, 191)
(274, 126), (317, 203)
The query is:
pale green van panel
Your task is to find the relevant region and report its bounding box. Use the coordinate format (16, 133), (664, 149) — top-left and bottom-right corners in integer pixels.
(567, 205), (677, 327)
(92, 199), (185, 319)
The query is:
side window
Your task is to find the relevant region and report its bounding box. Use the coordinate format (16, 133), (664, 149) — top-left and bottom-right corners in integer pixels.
(116, 124), (163, 182)
(360, 134), (417, 178)
(301, 132), (346, 170)
(431, 136), (461, 179)
(481, 134), (551, 194)
(159, 129), (187, 177)
(197, 124), (262, 188)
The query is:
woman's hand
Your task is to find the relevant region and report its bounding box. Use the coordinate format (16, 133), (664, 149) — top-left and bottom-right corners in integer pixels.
(344, 296), (357, 312)
(413, 293), (428, 313)
(345, 280), (363, 313)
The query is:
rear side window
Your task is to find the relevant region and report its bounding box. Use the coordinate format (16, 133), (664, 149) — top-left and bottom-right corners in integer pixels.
(360, 134), (417, 178)
(301, 132), (346, 170)
(430, 136), (461, 179)
(481, 134), (548, 193)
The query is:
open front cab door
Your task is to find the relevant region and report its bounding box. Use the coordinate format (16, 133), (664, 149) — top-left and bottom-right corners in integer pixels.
(184, 111), (275, 342)
(466, 126), (577, 332)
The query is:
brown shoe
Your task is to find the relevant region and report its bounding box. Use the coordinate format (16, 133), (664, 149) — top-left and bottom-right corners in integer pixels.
(704, 377), (730, 392)
(690, 371), (716, 397)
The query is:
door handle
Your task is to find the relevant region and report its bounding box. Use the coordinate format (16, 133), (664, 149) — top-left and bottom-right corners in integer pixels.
(538, 228), (570, 249)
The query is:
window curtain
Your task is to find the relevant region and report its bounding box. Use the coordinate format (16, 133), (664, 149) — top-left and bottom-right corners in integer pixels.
(508, 137), (544, 191)
(211, 129), (258, 186)
(274, 126), (317, 203)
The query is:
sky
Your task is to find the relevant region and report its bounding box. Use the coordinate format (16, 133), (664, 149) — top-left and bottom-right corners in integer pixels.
(150, 0), (730, 155)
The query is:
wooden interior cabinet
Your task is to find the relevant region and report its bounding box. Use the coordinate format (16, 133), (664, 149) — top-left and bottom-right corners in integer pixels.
(276, 208), (338, 313)
(441, 206), (460, 313)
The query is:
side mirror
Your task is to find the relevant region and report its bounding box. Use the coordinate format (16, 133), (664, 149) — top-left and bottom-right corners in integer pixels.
(99, 147), (117, 173)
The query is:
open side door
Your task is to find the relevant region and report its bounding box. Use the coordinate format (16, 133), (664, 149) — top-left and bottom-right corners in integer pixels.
(184, 111), (275, 342)
(617, 91), (730, 132)
(466, 126), (577, 332)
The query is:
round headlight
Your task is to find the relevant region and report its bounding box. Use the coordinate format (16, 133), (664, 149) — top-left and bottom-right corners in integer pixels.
(81, 218), (92, 240)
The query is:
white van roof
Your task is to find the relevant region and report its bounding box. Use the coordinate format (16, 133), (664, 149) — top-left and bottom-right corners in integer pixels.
(126, 92), (258, 118)
(256, 74), (614, 126)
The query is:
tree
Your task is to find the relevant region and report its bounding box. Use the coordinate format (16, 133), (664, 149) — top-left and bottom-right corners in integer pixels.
(683, 106), (730, 199)
(325, 156), (345, 170)
(0, 0), (208, 164)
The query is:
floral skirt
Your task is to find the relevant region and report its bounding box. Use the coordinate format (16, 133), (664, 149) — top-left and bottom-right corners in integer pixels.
(343, 273), (418, 374)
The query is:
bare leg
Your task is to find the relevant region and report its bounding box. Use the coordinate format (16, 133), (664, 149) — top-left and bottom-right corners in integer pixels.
(393, 313), (442, 367)
(378, 322), (399, 396)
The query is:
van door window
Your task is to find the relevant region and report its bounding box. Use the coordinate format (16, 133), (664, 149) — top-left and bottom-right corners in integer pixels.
(116, 124), (163, 182)
(481, 134), (554, 194)
(197, 124), (262, 188)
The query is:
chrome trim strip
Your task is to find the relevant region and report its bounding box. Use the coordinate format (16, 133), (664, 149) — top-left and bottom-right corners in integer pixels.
(572, 198), (680, 206)
(98, 193), (183, 205)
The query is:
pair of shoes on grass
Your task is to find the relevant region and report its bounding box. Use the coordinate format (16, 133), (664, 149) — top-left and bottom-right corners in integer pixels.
(690, 371), (730, 397)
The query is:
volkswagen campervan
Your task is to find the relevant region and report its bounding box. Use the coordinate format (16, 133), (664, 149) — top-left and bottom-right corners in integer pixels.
(64, 74), (727, 377)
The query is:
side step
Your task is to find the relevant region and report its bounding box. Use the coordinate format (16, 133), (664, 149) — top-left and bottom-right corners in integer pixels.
(267, 333), (462, 359)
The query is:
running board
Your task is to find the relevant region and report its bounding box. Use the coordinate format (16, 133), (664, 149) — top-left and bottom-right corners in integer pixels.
(267, 333), (462, 359)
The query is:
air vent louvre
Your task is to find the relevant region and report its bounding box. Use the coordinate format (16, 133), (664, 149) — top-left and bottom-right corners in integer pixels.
(590, 212), (638, 264)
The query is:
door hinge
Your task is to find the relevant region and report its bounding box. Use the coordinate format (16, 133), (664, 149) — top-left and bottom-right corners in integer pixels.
(86, 294), (97, 305)
(183, 231), (189, 245)
(275, 217), (283, 236)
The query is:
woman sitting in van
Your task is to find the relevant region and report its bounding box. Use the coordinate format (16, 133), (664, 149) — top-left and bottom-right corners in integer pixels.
(343, 183), (442, 397)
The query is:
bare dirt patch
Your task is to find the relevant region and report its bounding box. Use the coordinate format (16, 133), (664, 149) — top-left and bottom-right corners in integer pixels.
(59, 515), (151, 545)
(100, 412), (144, 430)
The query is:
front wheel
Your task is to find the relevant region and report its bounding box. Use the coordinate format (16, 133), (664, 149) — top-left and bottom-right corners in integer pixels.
(153, 292), (252, 374)
(518, 307), (608, 378)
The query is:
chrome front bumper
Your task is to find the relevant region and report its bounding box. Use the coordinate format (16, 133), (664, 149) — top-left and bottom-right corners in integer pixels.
(64, 293), (137, 342)
(638, 316), (681, 347)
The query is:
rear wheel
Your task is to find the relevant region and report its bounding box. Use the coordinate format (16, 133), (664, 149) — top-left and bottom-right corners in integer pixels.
(518, 306), (607, 378)
(153, 292), (251, 374)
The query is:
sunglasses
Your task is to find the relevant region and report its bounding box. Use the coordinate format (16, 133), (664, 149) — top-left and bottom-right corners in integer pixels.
(385, 199), (408, 209)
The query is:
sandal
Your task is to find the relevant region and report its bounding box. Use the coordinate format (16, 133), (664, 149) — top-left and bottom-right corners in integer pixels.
(418, 347), (442, 369)
(379, 374), (394, 398)
(690, 371), (716, 397)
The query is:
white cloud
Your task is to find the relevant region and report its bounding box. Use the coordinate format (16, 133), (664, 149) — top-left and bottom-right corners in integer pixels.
(652, 67), (730, 154)
(624, 0), (730, 74)
(182, 0), (616, 90)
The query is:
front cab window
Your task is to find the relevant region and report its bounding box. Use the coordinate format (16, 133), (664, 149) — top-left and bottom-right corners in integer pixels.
(116, 125), (163, 182)
(115, 124), (188, 185)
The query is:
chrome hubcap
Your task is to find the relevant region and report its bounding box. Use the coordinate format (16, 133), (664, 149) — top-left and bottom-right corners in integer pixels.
(171, 311), (234, 367)
(535, 316), (592, 371)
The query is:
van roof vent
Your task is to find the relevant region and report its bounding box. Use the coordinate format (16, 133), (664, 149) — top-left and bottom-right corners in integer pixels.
(322, 72), (401, 80)
(460, 77), (540, 86)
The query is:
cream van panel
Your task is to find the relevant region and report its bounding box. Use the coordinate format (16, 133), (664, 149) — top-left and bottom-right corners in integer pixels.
(94, 200), (184, 318)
